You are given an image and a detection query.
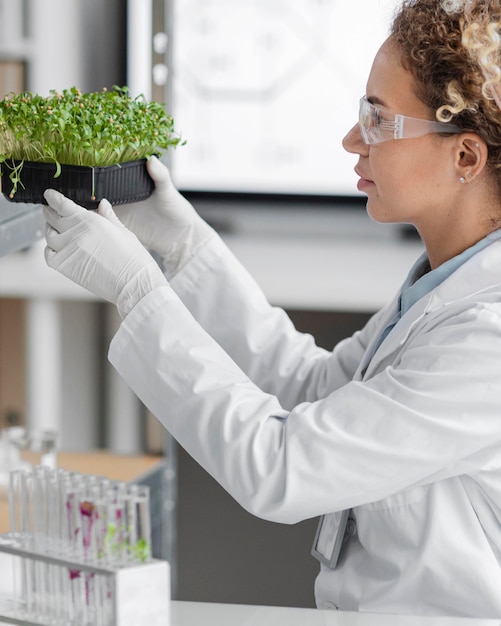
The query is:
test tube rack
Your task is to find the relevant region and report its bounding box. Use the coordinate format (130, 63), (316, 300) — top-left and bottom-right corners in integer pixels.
(0, 466), (170, 626)
(0, 533), (170, 626)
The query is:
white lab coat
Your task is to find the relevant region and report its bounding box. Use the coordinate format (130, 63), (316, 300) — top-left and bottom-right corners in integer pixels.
(109, 233), (501, 618)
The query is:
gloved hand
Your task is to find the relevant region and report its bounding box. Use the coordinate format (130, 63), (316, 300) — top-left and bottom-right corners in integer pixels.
(44, 190), (167, 319)
(114, 156), (215, 278)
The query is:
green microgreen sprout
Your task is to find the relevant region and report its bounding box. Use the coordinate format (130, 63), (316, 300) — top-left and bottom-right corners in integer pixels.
(0, 85), (184, 197)
(133, 537), (151, 563)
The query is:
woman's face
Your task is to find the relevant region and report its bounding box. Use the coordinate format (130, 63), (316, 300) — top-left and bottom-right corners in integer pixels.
(343, 37), (459, 230)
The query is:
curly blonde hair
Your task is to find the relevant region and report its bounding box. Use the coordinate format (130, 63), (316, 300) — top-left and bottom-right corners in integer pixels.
(391, 0), (501, 184)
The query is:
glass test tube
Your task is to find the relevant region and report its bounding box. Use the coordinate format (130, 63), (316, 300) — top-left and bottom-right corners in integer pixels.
(132, 484), (152, 563)
(33, 467), (51, 621)
(8, 469), (28, 539)
(46, 468), (66, 623)
(61, 472), (87, 624)
(8, 469), (29, 615)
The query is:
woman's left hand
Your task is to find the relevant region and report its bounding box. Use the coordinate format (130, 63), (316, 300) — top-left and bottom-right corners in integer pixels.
(44, 190), (167, 318)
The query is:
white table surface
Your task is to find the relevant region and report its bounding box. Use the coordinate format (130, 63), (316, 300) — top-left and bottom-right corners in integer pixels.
(170, 601), (501, 626)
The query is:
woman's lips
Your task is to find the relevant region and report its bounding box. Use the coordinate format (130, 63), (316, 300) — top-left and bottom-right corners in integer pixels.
(355, 169), (374, 192)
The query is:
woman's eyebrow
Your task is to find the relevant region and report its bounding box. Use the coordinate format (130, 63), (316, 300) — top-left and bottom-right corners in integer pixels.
(366, 95), (388, 107)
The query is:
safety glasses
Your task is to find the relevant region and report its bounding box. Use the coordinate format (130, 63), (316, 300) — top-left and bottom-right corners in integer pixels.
(359, 96), (463, 145)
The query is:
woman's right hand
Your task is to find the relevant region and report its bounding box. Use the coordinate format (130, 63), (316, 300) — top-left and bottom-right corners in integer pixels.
(114, 156), (215, 277)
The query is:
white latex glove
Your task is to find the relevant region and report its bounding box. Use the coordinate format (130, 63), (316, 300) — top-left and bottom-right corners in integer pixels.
(114, 156), (215, 278)
(44, 189), (167, 319)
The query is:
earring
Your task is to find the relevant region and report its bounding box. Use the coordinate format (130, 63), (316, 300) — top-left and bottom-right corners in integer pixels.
(459, 176), (466, 184)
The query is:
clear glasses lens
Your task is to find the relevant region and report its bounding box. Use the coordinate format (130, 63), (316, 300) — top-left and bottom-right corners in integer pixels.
(359, 98), (396, 145)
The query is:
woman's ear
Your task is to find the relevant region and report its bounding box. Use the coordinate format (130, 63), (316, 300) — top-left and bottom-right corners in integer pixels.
(456, 134), (488, 184)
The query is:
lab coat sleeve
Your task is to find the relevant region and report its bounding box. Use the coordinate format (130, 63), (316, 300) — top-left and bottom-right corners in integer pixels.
(109, 284), (501, 524)
(169, 234), (385, 408)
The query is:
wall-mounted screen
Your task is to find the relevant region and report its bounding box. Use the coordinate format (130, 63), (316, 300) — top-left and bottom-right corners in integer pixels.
(170, 0), (401, 198)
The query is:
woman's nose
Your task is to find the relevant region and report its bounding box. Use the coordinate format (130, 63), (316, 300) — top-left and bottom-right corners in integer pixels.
(342, 123), (367, 155)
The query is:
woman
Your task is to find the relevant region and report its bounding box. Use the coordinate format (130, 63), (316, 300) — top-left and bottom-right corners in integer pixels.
(44, 0), (501, 617)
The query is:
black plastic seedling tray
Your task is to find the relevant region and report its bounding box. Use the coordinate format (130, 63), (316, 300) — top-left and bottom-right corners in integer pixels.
(0, 158), (154, 210)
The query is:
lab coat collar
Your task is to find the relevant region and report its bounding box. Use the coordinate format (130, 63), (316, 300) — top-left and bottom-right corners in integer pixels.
(362, 235), (501, 379)
(402, 227), (501, 318)
(425, 237), (501, 312)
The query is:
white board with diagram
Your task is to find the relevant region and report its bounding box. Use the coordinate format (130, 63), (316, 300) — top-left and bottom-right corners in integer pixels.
(170, 0), (401, 196)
